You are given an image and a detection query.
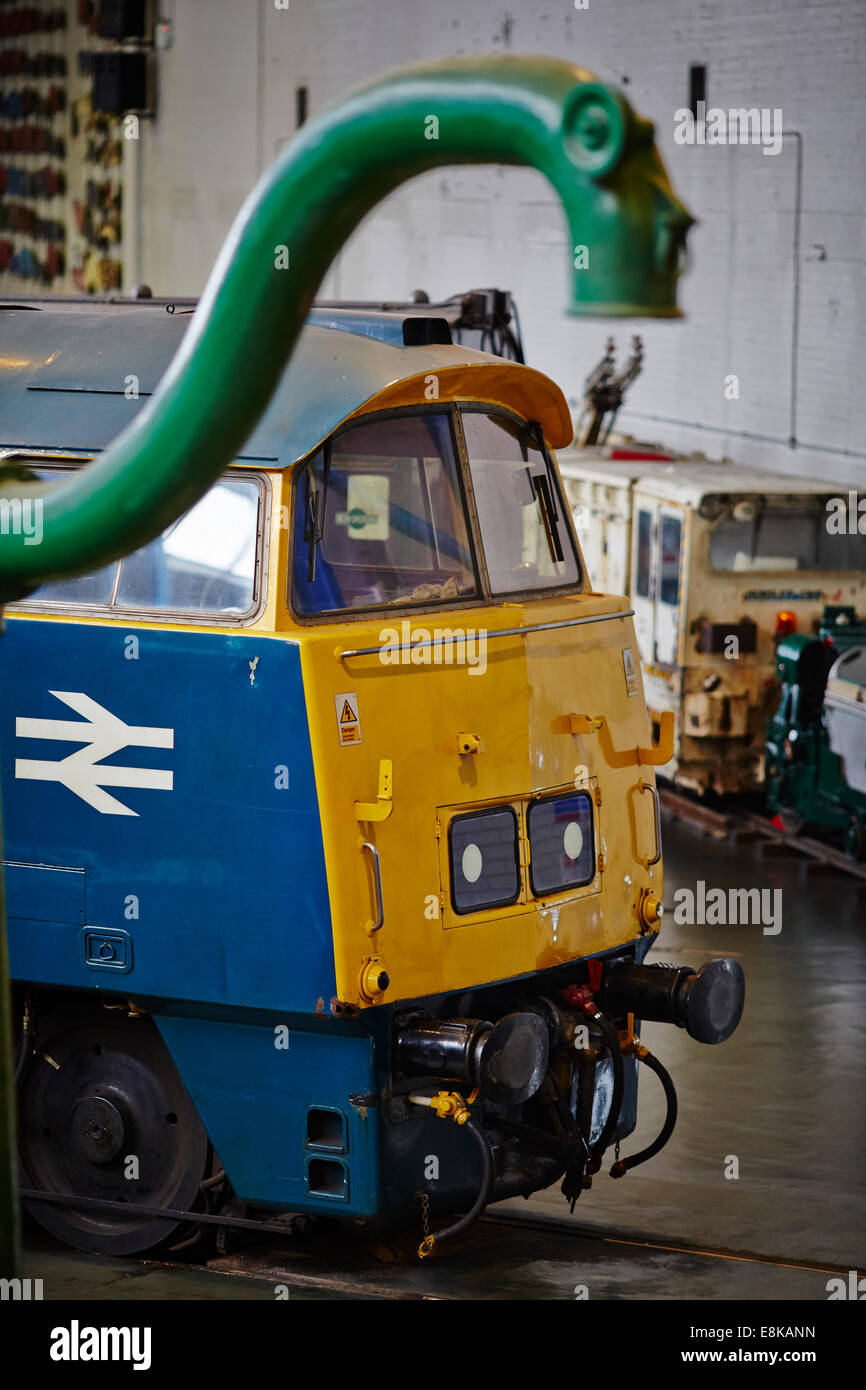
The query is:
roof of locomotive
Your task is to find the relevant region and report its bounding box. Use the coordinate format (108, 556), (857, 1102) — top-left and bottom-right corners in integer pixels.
(0, 296), (571, 464)
(556, 452), (719, 488)
(557, 453), (848, 499)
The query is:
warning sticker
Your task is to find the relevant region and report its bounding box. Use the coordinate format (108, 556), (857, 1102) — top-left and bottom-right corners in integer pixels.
(334, 691), (361, 746)
(622, 647), (639, 697)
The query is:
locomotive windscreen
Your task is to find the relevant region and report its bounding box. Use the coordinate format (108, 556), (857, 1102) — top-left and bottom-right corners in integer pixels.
(291, 405), (582, 617)
(708, 495), (864, 573)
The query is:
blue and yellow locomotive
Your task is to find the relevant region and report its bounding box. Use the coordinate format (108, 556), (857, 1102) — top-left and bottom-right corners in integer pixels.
(1, 294), (744, 1256)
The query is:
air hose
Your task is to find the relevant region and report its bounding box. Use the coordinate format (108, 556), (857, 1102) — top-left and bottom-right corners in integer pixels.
(418, 1118), (494, 1258)
(610, 1047), (677, 1178)
(409, 1091), (494, 1257)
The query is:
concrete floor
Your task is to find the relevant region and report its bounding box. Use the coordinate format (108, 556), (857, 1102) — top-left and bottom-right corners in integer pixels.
(23, 1215), (839, 1301)
(22, 817), (866, 1299)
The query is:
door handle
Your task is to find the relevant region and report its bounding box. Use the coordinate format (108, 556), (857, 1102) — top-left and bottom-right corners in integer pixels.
(360, 839), (384, 934)
(638, 781), (662, 867)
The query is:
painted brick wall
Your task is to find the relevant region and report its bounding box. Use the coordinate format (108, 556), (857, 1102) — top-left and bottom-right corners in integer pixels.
(137, 0), (866, 486)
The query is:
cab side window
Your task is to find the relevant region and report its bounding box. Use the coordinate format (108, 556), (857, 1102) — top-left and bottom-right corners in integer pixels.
(114, 480), (260, 615)
(12, 472), (263, 621)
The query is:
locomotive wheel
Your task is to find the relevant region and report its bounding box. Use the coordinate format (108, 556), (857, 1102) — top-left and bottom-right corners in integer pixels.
(18, 1009), (211, 1256)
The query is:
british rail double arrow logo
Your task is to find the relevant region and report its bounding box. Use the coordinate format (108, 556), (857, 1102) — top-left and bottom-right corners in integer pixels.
(14, 691), (174, 816)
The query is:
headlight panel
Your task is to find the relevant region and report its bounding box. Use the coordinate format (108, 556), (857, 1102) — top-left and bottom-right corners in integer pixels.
(528, 792), (595, 896)
(449, 806), (520, 915)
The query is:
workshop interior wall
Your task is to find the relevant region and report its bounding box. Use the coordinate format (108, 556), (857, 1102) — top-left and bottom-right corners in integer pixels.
(2, 0), (864, 487)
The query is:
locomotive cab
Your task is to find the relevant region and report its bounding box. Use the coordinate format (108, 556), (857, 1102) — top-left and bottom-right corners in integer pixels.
(1, 299), (744, 1253)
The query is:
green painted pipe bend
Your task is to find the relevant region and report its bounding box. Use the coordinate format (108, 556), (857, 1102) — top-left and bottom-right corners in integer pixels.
(0, 55), (693, 588)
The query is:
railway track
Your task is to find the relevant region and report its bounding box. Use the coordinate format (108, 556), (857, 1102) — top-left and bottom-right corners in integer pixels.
(659, 786), (866, 885)
(25, 1206), (861, 1302)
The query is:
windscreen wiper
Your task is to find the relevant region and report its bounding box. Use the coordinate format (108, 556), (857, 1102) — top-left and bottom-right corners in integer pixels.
(304, 439), (332, 583)
(531, 471), (565, 565)
(521, 421), (563, 565)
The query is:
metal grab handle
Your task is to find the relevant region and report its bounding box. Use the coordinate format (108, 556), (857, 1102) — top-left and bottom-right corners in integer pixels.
(339, 609), (635, 661)
(568, 709), (674, 769)
(638, 782), (662, 868)
(360, 840), (384, 934)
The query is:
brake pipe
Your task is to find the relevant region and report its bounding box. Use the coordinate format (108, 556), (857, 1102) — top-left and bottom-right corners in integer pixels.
(609, 1043), (678, 1178)
(408, 1090), (493, 1257)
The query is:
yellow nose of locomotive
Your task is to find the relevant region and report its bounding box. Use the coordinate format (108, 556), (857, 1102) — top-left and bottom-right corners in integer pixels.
(280, 352), (673, 1009)
(299, 591), (671, 1008)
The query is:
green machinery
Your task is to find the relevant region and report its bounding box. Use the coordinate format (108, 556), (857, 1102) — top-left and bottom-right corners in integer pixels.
(0, 55), (693, 1276)
(766, 606), (866, 859)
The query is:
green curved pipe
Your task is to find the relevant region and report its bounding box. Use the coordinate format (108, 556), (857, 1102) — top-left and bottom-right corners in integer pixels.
(0, 55), (692, 588)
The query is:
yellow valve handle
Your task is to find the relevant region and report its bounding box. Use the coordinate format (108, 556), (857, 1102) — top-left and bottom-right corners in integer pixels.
(429, 1091), (472, 1124)
(408, 1089), (474, 1124)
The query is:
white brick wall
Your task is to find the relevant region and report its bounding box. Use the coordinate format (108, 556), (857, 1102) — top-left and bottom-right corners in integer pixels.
(137, 0), (866, 486)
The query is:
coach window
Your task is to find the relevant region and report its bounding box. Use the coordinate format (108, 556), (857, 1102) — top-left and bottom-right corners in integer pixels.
(708, 495), (865, 572)
(636, 509), (652, 598)
(659, 515), (682, 605)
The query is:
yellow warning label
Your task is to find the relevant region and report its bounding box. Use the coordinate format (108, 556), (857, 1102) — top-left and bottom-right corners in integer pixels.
(622, 647), (638, 697)
(334, 691), (361, 746)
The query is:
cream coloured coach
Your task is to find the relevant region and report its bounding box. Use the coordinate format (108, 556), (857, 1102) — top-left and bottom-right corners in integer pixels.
(557, 453), (865, 794)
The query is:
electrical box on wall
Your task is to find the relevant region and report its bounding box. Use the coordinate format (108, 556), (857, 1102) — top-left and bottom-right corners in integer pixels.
(92, 52), (148, 114)
(97, 0), (149, 41)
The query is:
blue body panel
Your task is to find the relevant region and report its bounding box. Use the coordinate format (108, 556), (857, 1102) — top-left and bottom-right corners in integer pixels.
(0, 617), (390, 1214)
(1, 617), (335, 1013)
(154, 1012), (380, 1214)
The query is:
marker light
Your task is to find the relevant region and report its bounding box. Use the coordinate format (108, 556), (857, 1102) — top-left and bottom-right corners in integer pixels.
(775, 610), (797, 637)
(449, 807), (520, 914)
(527, 792), (595, 896)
